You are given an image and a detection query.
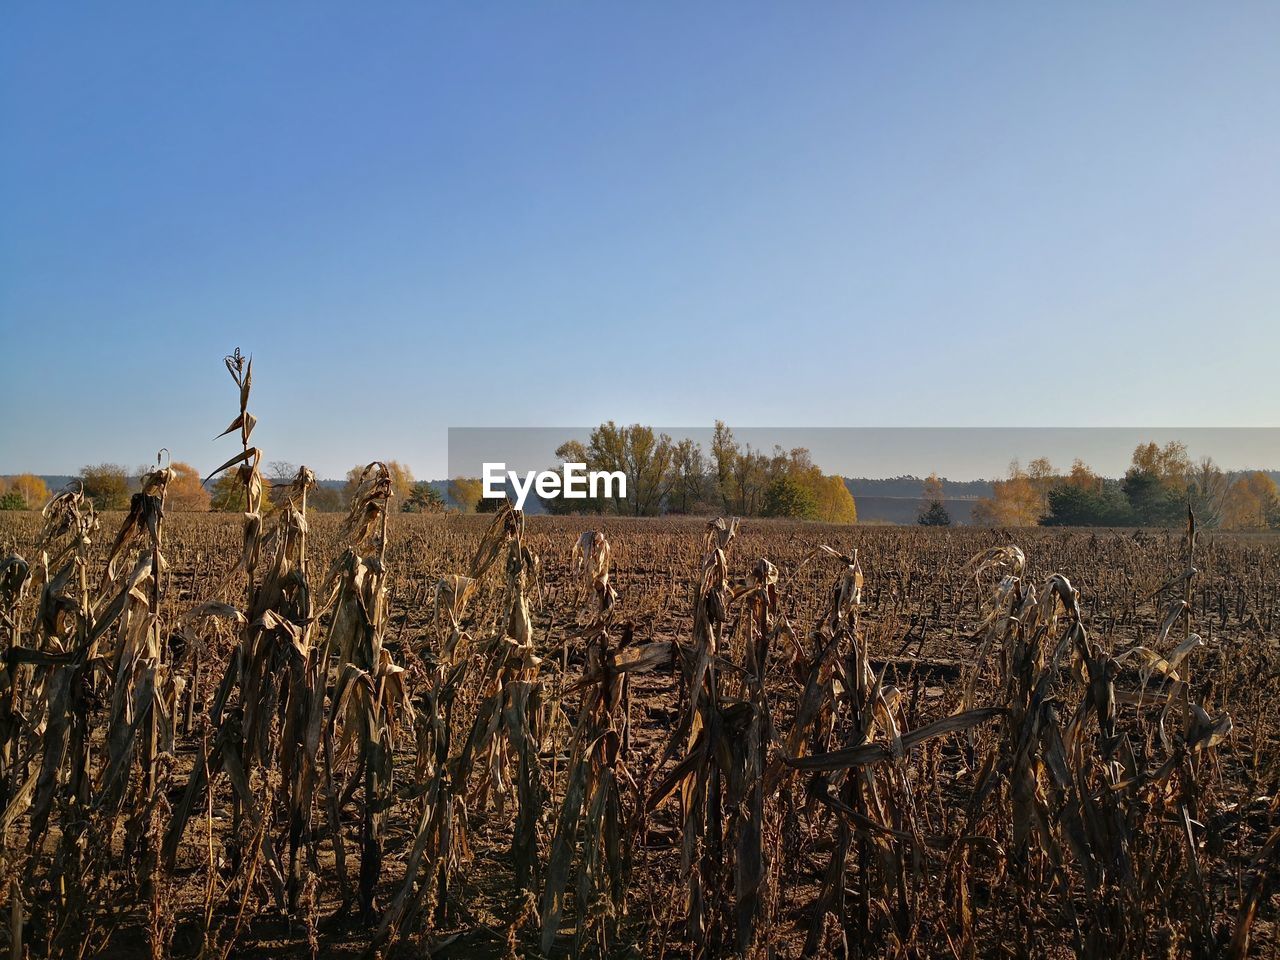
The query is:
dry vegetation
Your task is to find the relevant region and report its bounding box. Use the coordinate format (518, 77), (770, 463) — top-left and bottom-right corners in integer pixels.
(2, 357), (1280, 959)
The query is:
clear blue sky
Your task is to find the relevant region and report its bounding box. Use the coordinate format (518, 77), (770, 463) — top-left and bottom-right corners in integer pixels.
(2, 3), (1278, 480)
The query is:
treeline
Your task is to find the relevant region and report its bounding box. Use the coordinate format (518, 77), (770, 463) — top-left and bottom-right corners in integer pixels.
(485, 421), (858, 522)
(1, 464), (213, 513)
(970, 442), (1280, 529)
(2, 461), (450, 516)
(210, 460), (449, 514)
(13, 439), (1275, 530)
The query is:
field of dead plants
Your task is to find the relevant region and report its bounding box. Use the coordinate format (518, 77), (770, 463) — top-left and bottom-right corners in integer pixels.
(2, 359), (1280, 959)
(3, 504), (1280, 960)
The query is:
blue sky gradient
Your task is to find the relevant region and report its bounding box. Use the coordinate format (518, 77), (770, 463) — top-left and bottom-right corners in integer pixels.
(2, 3), (1278, 478)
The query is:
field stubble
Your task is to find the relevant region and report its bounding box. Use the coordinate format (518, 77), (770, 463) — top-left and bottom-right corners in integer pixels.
(2, 508), (1279, 959)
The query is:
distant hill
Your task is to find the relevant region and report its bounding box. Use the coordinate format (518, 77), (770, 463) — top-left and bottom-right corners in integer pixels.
(850, 495), (977, 525)
(842, 476), (989, 525)
(842, 471), (1280, 525)
(844, 476), (993, 500)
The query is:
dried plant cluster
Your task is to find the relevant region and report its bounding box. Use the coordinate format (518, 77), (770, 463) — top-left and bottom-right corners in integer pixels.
(2, 355), (1280, 959)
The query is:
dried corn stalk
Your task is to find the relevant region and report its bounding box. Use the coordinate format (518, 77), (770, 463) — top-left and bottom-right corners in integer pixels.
(541, 532), (635, 956)
(456, 505), (546, 893)
(164, 353), (324, 950)
(322, 461), (412, 920)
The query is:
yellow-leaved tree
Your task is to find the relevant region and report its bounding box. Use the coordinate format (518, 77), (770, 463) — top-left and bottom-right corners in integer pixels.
(972, 460), (1050, 526)
(448, 477), (484, 513)
(167, 462), (212, 512)
(1064, 458), (1103, 493)
(798, 472), (857, 524)
(1221, 471), (1280, 530)
(7, 474), (49, 509)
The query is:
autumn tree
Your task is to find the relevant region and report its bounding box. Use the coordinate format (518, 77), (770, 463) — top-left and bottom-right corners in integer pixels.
(448, 477), (484, 513)
(4, 473), (49, 510)
(972, 461), (1048, 526)
(1221, 472), (1280, 530)
(1039, 459), (1132, 526)
(728, 445), (773, 516)
(706, 424), (786, 515)
(723, 438), (855, 522)
(1122, 442), (1190, 527)
(386, 460), (415, 500)
(554, 422), (855, 521)
(1131, 441), (1191, 487)
(804, 474), (857, 524)
(1027, 457), (1057, 506)
(921, 473), (945, 502)
(166, 461), (212, 511)
(619, 425), (676, 516)
(1064, 459), (1103, 493)
(79, 463), (130, 511)
(776, 449), (856, 523)
(557, 422), (675, 516)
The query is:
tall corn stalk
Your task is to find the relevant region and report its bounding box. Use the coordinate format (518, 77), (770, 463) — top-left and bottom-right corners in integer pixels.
(540, 531), (636, 956)
(371, 575), (477, 950)
(2, 488), (99, 956)
(0, 551), (31, 813)
(0, 551), (29, 959)
(163, 351), (325, 951)
(647, 518), (744, 953)
(452, 504), (547, 905)
(0, 546), (31, 959)
(322, 461), (412, 921)
(101, 459), (179, 957)
(2, 451), (184, 958)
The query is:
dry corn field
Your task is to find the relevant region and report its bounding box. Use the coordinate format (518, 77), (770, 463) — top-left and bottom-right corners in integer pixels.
(3, 363), (1280, 959)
